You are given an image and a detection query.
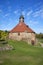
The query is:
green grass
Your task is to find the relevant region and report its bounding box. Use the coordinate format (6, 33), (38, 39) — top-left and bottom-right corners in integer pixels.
(36, 38), (43, 46)
(0, 40), (43, 65)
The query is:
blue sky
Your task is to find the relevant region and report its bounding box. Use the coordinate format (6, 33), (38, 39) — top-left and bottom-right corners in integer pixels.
(0, 0), (43, 33)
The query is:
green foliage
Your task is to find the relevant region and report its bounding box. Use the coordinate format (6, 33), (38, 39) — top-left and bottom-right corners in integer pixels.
(0, 31), (1, 39)
(0, 30), (3, 40)
(38, 38), (43, 43)
(36, 33), (43, 39)
(0, 30), (9, 40)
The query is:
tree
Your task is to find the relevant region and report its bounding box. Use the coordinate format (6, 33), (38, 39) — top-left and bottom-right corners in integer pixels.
(0, 30), (9, 40)
(0, 32), (1, 40)
(36, 33), (43, 39)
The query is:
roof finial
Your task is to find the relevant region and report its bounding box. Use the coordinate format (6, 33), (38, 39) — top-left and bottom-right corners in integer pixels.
(19, 15), (24, 22)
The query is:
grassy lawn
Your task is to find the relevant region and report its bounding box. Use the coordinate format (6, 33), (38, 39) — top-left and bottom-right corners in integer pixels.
(0, 40), (43, 65)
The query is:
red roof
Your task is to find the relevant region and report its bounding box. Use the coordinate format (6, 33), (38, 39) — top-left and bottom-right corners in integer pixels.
(10, 22), (35, 33)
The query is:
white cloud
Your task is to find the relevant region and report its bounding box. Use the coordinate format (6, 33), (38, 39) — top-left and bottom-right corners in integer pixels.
(13, 9), (33, 17)
(22, 11), (26, 16)
(4, 13), (9, 17)
(33, 11), (39, 17)
(40, 9), (43, 18)
(14, 10), (18, 14)
(27, 10), (33, 16)
(33, 8), (43, 18)
(29, 20), (38, 25)
(34, 2), (42, 7)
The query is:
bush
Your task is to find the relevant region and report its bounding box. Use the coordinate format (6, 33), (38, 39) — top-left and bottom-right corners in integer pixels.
(36, 33), (43, 39)
(0, 30), (9, 41)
